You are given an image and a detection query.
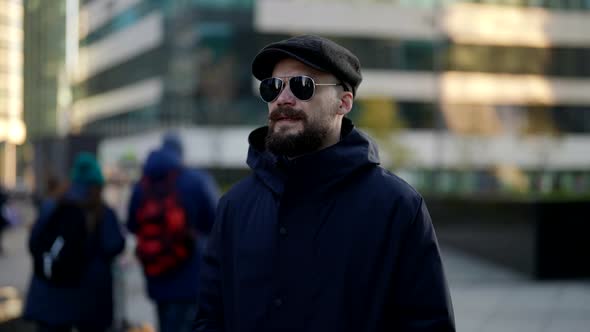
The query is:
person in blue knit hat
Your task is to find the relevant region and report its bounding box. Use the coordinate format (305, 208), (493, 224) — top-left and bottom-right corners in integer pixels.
(24, 152), (125, 332)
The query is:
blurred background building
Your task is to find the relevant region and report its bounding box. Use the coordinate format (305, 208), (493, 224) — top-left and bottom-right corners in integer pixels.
(0, 0), (26, 188)
(20, 0), (590, 198)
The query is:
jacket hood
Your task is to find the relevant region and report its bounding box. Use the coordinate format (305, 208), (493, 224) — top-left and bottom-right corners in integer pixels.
(143, 148), (182, 180)
(162, 132), (183, 159)
(247, 117), (380, 195)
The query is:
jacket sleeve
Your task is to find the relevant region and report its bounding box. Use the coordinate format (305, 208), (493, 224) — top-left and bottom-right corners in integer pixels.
(193, 171), (219, 235)
(28, 200), (53, 254)
(99, 207), (126, 258)
(193, 196), (226, 332)
(389, 198), (456, 331)
(126, 183), (141, 234)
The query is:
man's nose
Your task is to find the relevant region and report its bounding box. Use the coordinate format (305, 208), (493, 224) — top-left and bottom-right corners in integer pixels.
(275, 82), (296, 105)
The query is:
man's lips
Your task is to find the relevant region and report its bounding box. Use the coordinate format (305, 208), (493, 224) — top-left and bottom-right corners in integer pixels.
(269, 108), (306, 123)
(274, 116), (302, 122)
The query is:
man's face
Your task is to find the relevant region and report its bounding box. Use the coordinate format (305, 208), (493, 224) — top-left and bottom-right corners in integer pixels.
(265, 58), (342, 157)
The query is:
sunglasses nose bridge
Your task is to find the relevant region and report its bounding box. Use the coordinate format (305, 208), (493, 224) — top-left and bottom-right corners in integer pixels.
(275, 78), (297, 103)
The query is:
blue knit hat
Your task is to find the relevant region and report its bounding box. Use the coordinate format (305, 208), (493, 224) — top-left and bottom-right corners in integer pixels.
(162, 132), (183, 158)
(70, 152), (104, 186)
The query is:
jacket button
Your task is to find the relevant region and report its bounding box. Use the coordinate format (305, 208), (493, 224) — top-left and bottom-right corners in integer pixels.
(279, 226), (287, 236)
(274, 297), (283, 307)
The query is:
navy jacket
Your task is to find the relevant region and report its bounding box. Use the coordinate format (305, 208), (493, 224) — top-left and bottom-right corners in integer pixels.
(24, 186), (125, 329)
(194, 118), (455, 332)
(127, 147), (218, 301)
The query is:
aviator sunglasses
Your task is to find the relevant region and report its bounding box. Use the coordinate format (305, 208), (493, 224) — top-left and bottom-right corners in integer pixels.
(259, 75), (343, 103)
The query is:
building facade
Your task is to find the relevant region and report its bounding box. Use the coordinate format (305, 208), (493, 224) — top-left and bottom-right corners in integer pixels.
(24, 0), (590, 196)
(23, 0), (83, 192)
(251, 0), (590, 195)
(0, 0), (26, 187)
(73, 0), (261, 136)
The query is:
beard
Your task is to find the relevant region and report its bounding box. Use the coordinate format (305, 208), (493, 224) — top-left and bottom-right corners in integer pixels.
(265, 106), (330, 157)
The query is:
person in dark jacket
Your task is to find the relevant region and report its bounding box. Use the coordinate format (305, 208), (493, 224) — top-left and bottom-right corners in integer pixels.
(127, 133), (219, 332)
(24, 152), (126, 332)
(194, 35), (455, 332)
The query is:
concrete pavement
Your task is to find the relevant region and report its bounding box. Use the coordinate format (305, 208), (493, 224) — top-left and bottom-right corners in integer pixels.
(0, 219), (156, 329)
(444, 247), (590, 332)
(1, 207), (589, 331)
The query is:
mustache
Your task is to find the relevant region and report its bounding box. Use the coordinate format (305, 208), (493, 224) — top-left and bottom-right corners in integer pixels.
(269, 107), (307, 122)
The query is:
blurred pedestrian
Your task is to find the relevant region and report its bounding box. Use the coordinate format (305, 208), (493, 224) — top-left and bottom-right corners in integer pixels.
(24, 152), (126, 332)
(127, 133), (218, 332)
(32, 175), (65, 216)
(0, 185), (7, 255)
(194, 35), (455, 332)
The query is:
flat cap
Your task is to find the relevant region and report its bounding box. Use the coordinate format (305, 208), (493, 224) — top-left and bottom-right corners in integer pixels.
(252, 35), (362, 96)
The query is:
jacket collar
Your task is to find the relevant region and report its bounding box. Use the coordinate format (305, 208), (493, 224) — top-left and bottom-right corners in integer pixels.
(246, 118), (380, 196)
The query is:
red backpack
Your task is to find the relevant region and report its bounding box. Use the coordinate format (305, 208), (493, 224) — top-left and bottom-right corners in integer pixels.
(135, 172), (195, 277)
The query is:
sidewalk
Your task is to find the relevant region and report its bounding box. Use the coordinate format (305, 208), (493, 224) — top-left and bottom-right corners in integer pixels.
(445, 246), (590, 332)
(2, 217), (589, 331)
(0, 223), (156, 329)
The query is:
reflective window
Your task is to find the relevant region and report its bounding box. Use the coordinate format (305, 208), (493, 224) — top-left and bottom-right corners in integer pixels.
(394, 0), (590, 10)
(73, 46), (165, 101)
(190, 0), (253, 8)
(249, 35), (590, 78)
(80, 0), (157, 47)
(445, 44), (590, 77)
(82, 105), (160, 136)
(551, 106), (590, 133)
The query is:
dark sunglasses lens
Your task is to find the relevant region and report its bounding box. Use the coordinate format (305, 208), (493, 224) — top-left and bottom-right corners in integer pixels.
(290, 76), (315, 101)
(260, 78), (283, 102)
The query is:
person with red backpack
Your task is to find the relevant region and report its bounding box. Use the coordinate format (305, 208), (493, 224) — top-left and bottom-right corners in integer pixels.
(127, 133), (219, 332)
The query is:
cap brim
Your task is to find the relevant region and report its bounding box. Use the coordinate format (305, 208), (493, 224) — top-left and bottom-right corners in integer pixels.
(252, 48), (328, 81)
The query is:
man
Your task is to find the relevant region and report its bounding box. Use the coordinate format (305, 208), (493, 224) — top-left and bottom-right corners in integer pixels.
(127, 133), (219, 332)
(194, 35), (455, 331)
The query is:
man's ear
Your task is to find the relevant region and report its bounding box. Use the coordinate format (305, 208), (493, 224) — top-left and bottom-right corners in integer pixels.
(337, 91), (354, 116)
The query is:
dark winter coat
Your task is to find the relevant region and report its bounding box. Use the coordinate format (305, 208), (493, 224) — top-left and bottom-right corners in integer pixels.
(24, 186), (125, 329)
(127, 147), (218, 301)
(194, 118), (455, 332)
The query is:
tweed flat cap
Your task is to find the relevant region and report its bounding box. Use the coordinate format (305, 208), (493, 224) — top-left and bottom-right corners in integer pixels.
(252, 35), (362, 96)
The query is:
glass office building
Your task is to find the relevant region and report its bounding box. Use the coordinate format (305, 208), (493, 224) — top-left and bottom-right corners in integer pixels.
(25, 0), (590, 195)
(73, 0), (262, 136)
(23, 0), (69, 140)
(23, 0), (83, 191)
(1, 0), (25, 187)
(251, 0), (590, 196)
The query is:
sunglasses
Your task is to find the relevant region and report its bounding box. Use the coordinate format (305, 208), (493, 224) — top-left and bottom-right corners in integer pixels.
(259, 75), (342, 103)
